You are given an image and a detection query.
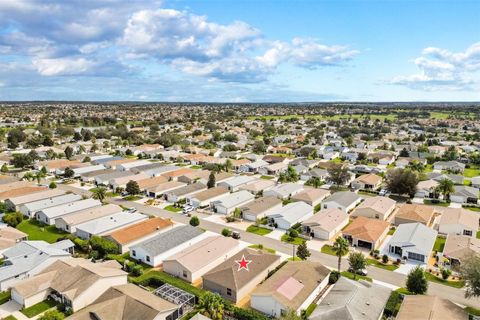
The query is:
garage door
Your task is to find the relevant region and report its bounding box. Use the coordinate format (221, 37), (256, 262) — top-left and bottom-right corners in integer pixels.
(357, 240), (372, 250)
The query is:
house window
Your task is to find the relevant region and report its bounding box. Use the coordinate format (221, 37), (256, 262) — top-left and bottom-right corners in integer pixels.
(146, 256), (151, 262)
(132, 250), (136, 257)
(226, 288), (232, 296)
(183, 271), (187, 278)
(375, 214), (379, 219)
(464, 230), (473, 237)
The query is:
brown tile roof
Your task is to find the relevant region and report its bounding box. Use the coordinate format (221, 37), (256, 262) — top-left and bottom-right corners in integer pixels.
(39, 159), (82, 170)
(0, 227), (27, 250)
(342, 216), (390, 242)
(190, 186), (229, 201)
(0, 186), (47, 201)
(443, 234), (480, 262)
(0, 180), (31, 192)
(137, 176), (169, 189)
(354, 173), (382, 185)
(396, 295), (468, 320)
(106, 217), (173, 245)
(395, 204), (436, 224)
(203, 248), (281, 291)
(162, 168), (196, 178)
(291, 188), (331, 203)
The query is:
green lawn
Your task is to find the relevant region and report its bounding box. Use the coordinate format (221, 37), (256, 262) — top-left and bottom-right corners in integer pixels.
(465, 206), (480, 212)
(106, 192), (120, 197)
(260, 175), (275, 180)
(425, 272), (465, 288)
(248, 244), (276, 254)
(341, 271), (372, 282)
(0, 290), (11, 304)
(21, 300), (57, 318)
(423, 199), (450, 207)
(477, 230), (480, 239)
(123, 195), (142, 201)
(321, 244), (348, 256)
(305, 303), (317, 317)
(281, 234), (306, 245)
(366, 258), (399, 271)
(464, 168), (480, 178)
(424, 164), (433, 173)
(3, 316), (17, 320)
(395, 287), (414, 295)
(288, 256), (303, 261)
(465, 306), (480, 317)
(433, 236), (446, 252)
(246, 225), (272, 236)
(164, 205), (182, 213)
(190, 165), (202, 169)
(17, 220), (68, 243)
(387, 227), (396, 235)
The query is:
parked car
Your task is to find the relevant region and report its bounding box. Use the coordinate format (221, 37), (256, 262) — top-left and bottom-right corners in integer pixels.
(182, 206), (194, 214)
(232, 231), (241, 239)
(127, 208), (137, 213)
(379, 189), (389, 196)
(348, 267), (368, 276)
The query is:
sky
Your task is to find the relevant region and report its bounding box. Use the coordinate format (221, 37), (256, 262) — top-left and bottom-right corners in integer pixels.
(0, 0), (479, 102)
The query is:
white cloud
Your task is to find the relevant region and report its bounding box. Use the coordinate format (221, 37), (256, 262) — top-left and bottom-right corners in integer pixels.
(391, 42), (480, 91)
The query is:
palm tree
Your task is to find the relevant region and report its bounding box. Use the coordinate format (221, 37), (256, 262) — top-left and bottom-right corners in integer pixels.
(34, 171), (46, 185)
(22, 172), (34, 181)
(92, 187), (107, 203)
(436, 178), (455, 201)
(331, 236), (350, 272)
(197, 292), (224, 320)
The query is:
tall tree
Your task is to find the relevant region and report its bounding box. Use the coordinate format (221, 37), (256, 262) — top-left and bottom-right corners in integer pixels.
(64, 167), (74, 178)
(332, 236), (350, 272)
(64, 146), (74, 160)
(459, 254), (480, 298)
(126, 180), (141, 195)
(435, 178), (455, 201)
(198, 292), (224, 320)
(406, 265), (428, 294)
(207, 172), (216, 189)
(327, 164), (350, 187)
(385, 168), (419, 197)
(92, 187), (107, 202)
(348, 252), (367, 280)
(297, 242), (311, 260)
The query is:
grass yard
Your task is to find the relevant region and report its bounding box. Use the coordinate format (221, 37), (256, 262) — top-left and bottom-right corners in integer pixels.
(260, 175), (275, 180)
(387, 227), (396, 235)
(17, 220), (68, 243)
(433, 236), (446, 252)
(123, 195), (142, 201)
(21, 300), (57, 318)
(305, 303), (317, 317)
(465, 306), (480, 317)
(248, 244), (276, 254)
(246, 225), (272, 236)
(465, 206), (480, 212)
(425, 272), (465, 288)
(106, 192), (120, 197)
(132, 270), (205, 298)
(395, 287), (414, 295)
(281, 234), (306, 245)
(423, 199), (450, 207)
(190, 165), (202, 169)
(341, 271), (372, 282)
(288, 256), (303, 261)
(464, 168), (480, 178)
(321, 244), (348, 256)
(366, 258), (399, 271)
(0, 290), (11, 304)
(3, 316), (17, 320)
(164, 205), (182, 213)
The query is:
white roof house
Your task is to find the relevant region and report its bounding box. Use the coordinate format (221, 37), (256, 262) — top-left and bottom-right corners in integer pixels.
(302, 208), (349, 240)
(5, 189), (66, 211)
(55, 204), (124, 234)
(72, 165), (106, 177)
(19, 194), (82, 218)
(218, 176), (257, 191)
(211, 190), (255, 215)
(267, 202), (314, 230)
(263, 183), (304, 200)
(116, 160), (151, 172)
(75, 212), (148, 240)
(387, 223), (437, 263)
(35, 199), (102, 225)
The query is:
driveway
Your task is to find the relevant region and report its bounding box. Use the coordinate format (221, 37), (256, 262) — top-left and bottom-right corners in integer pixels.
(265, 229), (284, 240)
(0, 300), (21, 319)
(394, 260), (426, 275)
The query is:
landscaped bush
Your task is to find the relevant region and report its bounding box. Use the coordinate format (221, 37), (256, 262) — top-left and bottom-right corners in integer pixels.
(329, 271), (340, 284)
(132, 264), (143, 276)
(221, 228), (232, 237)
(289, 229), (299, 238)
(384, 291), (401, 317)
(382, 254), (389, 263)
(89, 236), (119, 256)
(2, 212), (23, 227)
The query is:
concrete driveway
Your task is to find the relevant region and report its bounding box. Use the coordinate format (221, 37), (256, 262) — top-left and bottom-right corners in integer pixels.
(0, 300), (22, 319)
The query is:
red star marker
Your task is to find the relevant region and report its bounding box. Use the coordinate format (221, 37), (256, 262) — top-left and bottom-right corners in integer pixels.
(235, 254), (252, 271)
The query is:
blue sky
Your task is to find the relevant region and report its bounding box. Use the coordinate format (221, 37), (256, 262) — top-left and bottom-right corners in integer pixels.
(0, 0), (479, 102)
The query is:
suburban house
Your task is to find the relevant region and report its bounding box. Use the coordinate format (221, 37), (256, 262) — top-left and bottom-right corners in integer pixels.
(104, 217), (174, 253)
(10, 258), (127, 311)
(438, 208), (479, 237)
(218, 176), (257, 192)
(263, 183), (304, 200)
(342, 216), (390, 250)
(322, 191), (363, 213)
(443, 234), (480, 266)
(116, 160), (151, 172)
(351, 196), (396, 221)
(388, 223), (437, 262)
(95, 171), (131, 186)
(65, 284), (179, 320)
(35, 198), (102, 225)
(240, 196), (282, 222)
(75, 212), (148, 240)
(0, 186), (47, 202)
(110, 173), (150, 191)
(211, 190), (255, 215)
(55, 204), (123, 233)
(72, 164), (106, 177)
(350, 173), (382, 190)
(450, 185), (479, 204)
(0, 240), (74, 291)
(19, 193), (82, 218)
(251, 261), (330, 317)
(163, 236), (241, 283)
(164, 182), (207, 203)
(301, 208), (349, 240)
(238, 160), (269, 173)
(0, 226), (27, 254)
(310, 277), (391, 320)
(79, 168), (116, 183)
(202, 248), (281, 303)
(267, 202), (314, 230)
(239, 179), (276, 195)
(300, 168), (328, 182)
(136, 175), (169, 191)
(472, 176), (480, 189)
(186, 186), (230, 208)
(291, 188), (330, 207)
(130, 225), (206, 267)
(145, 181), (187, 198)
(394, 204), (437, 227)
(415, 180), (439, 199)
(396, 295), (469, 320)
(428, 173), (464, 185)
(4, 188), (65, 212)
(433, 161), (465, 173)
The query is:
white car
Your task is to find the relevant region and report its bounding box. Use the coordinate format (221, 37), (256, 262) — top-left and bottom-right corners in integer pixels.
(379, 189), (388, 196)
(182, 206), (194, 214)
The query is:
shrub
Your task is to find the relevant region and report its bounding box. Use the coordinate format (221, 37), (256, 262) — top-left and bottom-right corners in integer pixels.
(2, 212), (23, 227)
(289, 229), (299, 238)
(189, 216), (200, 227)
(441, 268), (452, 280)
(132, 265), (143, 276)
(382, 254), (389, 264)
(329, 271), (340, 284)
(73, 238), (89, 252)
(221, 228), (232, 237)
(89, 236), (119, 256)
(384, 291), (401, 317)
(49, 181), (57, 189)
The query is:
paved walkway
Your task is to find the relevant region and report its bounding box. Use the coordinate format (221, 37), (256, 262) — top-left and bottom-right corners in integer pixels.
(0, 300), (21, 319)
